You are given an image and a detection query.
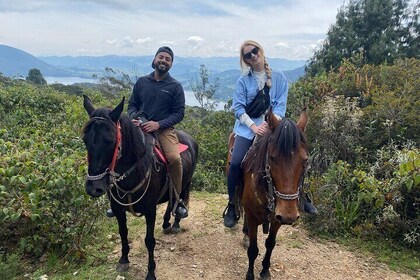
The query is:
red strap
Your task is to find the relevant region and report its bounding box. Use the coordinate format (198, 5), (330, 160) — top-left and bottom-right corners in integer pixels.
(109, 121), (121, 171)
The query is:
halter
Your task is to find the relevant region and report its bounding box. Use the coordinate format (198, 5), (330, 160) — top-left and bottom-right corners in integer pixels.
(263, 152), (305, 212)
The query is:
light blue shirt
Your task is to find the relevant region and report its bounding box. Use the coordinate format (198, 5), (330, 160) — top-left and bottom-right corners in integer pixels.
(232, 70), (288, 140)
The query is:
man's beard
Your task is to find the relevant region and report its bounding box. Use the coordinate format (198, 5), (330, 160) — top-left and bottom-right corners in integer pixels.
(155, 62), (169, 74)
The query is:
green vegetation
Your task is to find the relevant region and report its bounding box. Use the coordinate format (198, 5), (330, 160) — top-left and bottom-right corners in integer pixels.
(306, 0), (419, 76)
(189, 64), (220, 111)
(26, 68), (47, 85)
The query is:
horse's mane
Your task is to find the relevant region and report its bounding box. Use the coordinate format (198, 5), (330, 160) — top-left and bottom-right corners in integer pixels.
(82, 108), (153, 179)
(242, 119), (306, 185)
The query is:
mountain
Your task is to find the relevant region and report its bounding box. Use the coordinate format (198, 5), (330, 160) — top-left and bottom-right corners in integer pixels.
(0, 45), (307, 100)
(0, 45), (72, 78)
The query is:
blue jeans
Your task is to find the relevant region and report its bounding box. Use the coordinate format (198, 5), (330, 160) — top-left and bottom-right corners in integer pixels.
(227, 135), (253, 202)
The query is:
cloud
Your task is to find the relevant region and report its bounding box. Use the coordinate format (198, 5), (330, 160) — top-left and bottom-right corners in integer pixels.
(276, 42), (289, 48)
(121, 36), (134, 48)
(135, 37), (153, 45)
(187, 36), (204, 49)
(106, 39), (118, 45)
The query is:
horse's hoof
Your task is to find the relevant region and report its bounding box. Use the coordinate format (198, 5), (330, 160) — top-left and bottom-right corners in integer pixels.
(145, 274), (156, 280)
(171, 224), (181, 234)
(242, 234), (250, 248)
(260, 270), (271, 280)
(163, 226), (172, 234)
(116, 262), (129, 272)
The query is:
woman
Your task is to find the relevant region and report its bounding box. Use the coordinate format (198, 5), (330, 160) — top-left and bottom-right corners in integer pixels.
(224, 40), (317, 228)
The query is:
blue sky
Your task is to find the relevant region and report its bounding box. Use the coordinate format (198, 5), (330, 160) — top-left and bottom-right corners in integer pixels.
(0, 0), (345, 60)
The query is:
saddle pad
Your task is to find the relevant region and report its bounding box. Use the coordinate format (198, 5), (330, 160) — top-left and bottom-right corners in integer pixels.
(154, 143), (189, 164)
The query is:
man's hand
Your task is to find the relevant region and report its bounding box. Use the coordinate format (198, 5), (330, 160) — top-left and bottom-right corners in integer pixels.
(141, 120), (160, 133)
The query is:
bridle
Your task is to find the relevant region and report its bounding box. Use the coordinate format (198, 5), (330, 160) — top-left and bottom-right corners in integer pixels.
(85, 116), (123, 181)
(262, 149), (306, 213)
(84, 116), (152, 211)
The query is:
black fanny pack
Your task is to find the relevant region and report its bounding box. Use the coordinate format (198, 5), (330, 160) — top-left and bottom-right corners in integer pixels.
(245, 83), (270, 118)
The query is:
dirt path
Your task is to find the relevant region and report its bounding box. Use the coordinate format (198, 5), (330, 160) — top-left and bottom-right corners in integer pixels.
(109, 193), (416, 280)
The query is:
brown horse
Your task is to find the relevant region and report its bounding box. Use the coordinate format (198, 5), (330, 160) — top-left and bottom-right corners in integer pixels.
(231, 108), (308, 280)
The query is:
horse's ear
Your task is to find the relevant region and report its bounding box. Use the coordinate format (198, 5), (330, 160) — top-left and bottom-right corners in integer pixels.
(83, 94), (95, 117)
(296, 108), (308, 132)
(265, 106), (280, 132)
(109, 97), (125, 122)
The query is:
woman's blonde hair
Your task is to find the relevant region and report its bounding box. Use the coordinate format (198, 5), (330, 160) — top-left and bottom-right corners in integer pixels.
(239, 40), (272, 87)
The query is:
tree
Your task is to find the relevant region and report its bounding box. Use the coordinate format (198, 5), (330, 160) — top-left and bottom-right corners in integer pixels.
(190, 64), (219, 111)
(26, 68), (47, 85)
(306, 0), (419, 76)
(92, 67), (134, 97)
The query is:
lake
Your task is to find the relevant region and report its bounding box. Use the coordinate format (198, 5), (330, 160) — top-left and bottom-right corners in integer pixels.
(45, 76), (227, 111)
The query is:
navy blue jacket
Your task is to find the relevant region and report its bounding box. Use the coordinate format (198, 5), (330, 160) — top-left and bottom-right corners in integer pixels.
(127, 72), (185, 130)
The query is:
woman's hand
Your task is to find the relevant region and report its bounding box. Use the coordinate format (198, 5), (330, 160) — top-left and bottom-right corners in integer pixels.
(250, 122), (268, 136)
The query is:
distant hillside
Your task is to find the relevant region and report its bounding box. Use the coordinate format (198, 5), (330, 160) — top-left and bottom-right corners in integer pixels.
(0, 44), (306, 100)
(39, 55), (306, 76)
(0, 45), (71, 78)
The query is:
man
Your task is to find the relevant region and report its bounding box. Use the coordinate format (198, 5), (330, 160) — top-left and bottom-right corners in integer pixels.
(107, 46), (188, 219)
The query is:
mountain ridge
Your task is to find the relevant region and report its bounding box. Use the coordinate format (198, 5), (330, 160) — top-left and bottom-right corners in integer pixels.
(0, 44), (306, 100)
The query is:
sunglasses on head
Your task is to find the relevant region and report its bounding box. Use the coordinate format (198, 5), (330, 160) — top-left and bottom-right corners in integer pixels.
(243, 47), (259, 60)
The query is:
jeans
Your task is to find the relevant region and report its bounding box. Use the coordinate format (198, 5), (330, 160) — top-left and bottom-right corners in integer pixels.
(227, 135), (253, 201)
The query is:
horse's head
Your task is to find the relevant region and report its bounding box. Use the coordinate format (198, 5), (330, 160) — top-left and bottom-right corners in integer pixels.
(265, 107), (308, 224)
(82, 95), (125, 197)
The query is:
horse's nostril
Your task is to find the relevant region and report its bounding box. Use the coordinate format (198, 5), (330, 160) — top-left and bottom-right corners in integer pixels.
(275, 215), (298, 225)
(95, 188), (104, 195)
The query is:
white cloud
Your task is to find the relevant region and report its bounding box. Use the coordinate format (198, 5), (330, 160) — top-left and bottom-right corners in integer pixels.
(276, 42), (289, 48)
(135, 37), (153, 44)
(106, 39), (118, 45)
(187, 36), (204, 50)
(122, 36), (134, 48)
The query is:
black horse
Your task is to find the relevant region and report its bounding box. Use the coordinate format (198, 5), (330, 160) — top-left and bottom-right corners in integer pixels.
(82, 95), (198, 279)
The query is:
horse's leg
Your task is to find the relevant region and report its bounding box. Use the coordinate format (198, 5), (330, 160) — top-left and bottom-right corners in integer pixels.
(162, 202), (172, 234)
(115, 211), (130, 272)
(144, 208), (157, 280)
(171, 217), (181, 233)
(260, 222), (281, 280)
(246, 214), (259, 280)
(242, 215), (250, 248)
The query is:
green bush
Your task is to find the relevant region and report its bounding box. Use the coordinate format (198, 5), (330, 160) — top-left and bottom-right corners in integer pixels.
(0, 82), (105, 259)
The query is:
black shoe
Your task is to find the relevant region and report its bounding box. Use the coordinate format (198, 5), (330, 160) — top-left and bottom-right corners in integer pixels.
(106, 208), (115, 218)
(223, 202), (237, 228)
(303, 194), (318, 215)
(175, 203), (188, 219)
